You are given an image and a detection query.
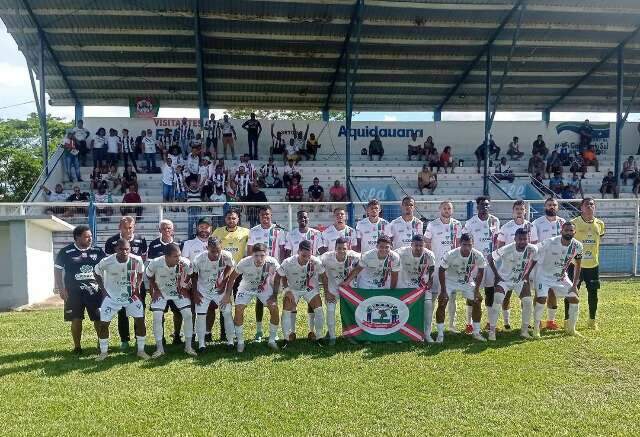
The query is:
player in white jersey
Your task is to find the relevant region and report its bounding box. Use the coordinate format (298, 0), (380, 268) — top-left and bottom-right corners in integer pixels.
(93, 239), (148, 361)
(277, 240), (326, 346)
(531, 198), (566, 330)
(389, 196), (424, 249)
(146, 243), (197, 357)
(461, 196), (500, 334)
(226, 243), (281, 352)
(247, 205), (286, 342)
(191, 238), (235, 352)
(532, 222), (583, 337)
(356, 199), (391, 252)
(320, 237), (360, 345)
(436, 233), (487, 343)
(319, 207), (357, 254)
(342, 235), (400, 290)
(425, 200), (462, 332)
(487, 229), (537, 340)
(396, 235), (436, 342)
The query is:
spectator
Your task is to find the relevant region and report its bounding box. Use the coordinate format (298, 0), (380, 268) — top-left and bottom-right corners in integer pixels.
(226, 180), (239, 202)
(66, 185), (90, 217)
(506, 136), (524, 160)
(549, 171), (564, 195)
(368, 134), (384, 161)
(579, 119), (593, 150)
(259, 156), (282, 188)
(141, 128), (157, 173)
(304, 133), (320, 161)
(89, 167), (103, 191)
(270, 124), (286, 160)
(236, 154), (257, 182)
(186, 178), (203, 238)
(494, 157), (514, 183)
(417, 164), (437, 195)
(120, 128), (138, 172)
(558, 143), (571, 165)
(599, 171), (619, 199)
(582, 145), (599, 173)
(286, 175), (304, 203)
(121, 184), (142, 221)
(564, 173), (583, 199)
(199, 155), (214, 199)
(283, 158), (300, 188)
(174, 117), (194, 158)
(329, 180), (348, 202)
(158, 127), (173, 157)
(91, 127), (107, 169)
(474, 141), (497, 174)
(241, 112), (262, 160)
(545, 150), (563, 179)
(121, 165), (137, 194)
(532, 134), (548, 159)
(167, 144), (184, 170)
(292, 122), (310, 159)
(244, 182), (268, 227)
(285, 138), (301, 163)
(488, 134), (501, 159)
(622, 155), (638, 185)
(423, 136), (435, 157)
(186, 144), (201, 178)
(174, 165), (188, 202)
(234, 165), (251, 199)
(633, 172), (640, 197)
(407, 132), (423, 161)
(161, 156), (175, 202)
(528, 152), (545, 177)
(204, 113), (219, 159)
(42, 183), (68, 215)
(212, 163), (227, 191)
(93, 181), (113, 221)
(106, 128), (121, 168)
(569, 153), (586, 179)
(62, 132), (82, 183)
(427, 147), (440, 172)
(191, 133), (203, 151)
(208, 185), (227, 228)
(71, 119), (90, 166)
(219, 114), (237, 160)
(308, 177), (325, 211)
(440, 146), (454, 174)
(105, 164), (121, 192)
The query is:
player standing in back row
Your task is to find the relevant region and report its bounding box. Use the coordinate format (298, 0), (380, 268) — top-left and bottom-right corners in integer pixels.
(389, 196), (424, 249)
(356, 199), (391, 253)
(319, 207), (357, 254)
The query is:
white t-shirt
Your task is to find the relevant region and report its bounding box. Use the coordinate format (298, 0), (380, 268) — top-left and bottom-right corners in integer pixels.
(285, 228), (323, 255)
(72, 127), (89, 142)
(462, 215), (500, 258)
(283, 164), (299, 176)
(209, 192), (226, 215)
(408, 140), (422, 149)
(321, 224), (357, 252)
(142, 136), (156, 154)
(389, 216), (424, 248)
(94, 254), (144, 304)
(220, 121), (234, 135)
(186, 154), (200, 176)
(235, 255), (280, 293)
(47, 191), (68, 202)
(93, 136), (106, 149)
(441, 248), (487, 287)
(106, 136), (120, 154)
(533, 236), (583, 282)
(145, 256), (192, 299)
(491, 243), (537, 283)
(192, 250), (234, 297)
(531, 216), (566, 242)
(396, 246), (436, 289)
(248, 224), (286, 259)
(320, 250), (360, 294)
(277, 255), (325, 293)
(181, 238), (209, 262)
(356, 249), (401, 289)
(425, 218), (462, 266)
(161, 163), (174, 186)
(497, 219), (534, 245)
(356, 217), (391, 252)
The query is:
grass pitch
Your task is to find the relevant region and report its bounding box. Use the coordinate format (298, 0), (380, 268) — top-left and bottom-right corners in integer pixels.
(1, 281), (639, 436)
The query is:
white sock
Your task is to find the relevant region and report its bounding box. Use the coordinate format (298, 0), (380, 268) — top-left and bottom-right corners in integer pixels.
(136, 336), (146, 353)
(327, 302), (337, 339)
(99, 338), (109, 354)
(521, 297), (533, 332)
(153, 311), (164, 351)
(503, 309), (511, 325)
(568, 303), (579, 331)
(472, 322), (480, 335)
(466, 305), (473, 325)
(181, 308), (193, 346)
(447, 293), (457, 328)
(313, 307), (325, 338)
(235, 324), (244, 345)
(547, 307), (557, 322)
(424, 298), (434, 337)
(269, 323), (278, 342)
(256, 319), (263, 335)
(437, 323), (445, 336)
(282, 310), (292, 339)
(221, 305), (235, 344)
(196, 314), (207, 348)
(490, 292), (505, 331)
(289, 311), (296, 334)
(307, 311), (315, 333)
(534, 303), (545, 328)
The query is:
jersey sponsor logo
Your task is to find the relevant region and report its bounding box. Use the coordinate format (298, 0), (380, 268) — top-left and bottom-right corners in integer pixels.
(89, 253), (98, 260)
(355, 296), (409, 335)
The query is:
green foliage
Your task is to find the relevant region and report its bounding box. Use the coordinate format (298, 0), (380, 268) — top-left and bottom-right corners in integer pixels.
(225, 109), (353, 121)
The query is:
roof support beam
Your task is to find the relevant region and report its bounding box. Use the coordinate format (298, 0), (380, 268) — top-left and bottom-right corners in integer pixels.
(193, 0), (208, 123)
(614, 46), (624, 185)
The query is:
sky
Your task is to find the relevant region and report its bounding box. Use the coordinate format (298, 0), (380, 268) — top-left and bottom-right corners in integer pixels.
(0, 22), (636, 123)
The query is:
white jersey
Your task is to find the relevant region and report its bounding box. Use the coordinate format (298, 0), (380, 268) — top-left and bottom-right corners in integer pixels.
(248, 224), (286, 259)
(425, 218), (462, 266)
(491, 243), (537, 283)
(389, 216), (424, 248)
(235, 256), (280, 294)
(320, 250), (361, 294)
(533, 236), (583, 282)
(462, 215), (500, 258)
(356, 217), (391, 252)
(497, 219), (534, 245)
(396, 246), (436, 289)
(94, 254), (144, 304)
(357, 249), (401, 289)
(220, 121), (234, 135)
(181, 237), (208, 262)
(531, 216), (566, 242)
(145, 256), (192, 299)
(277, 255), (325, 293)
(192, 250), (234, 297)
(285, 228), (323, 255)
(142, 136), (156, 154)
(441, 248), (487, 287)
(321, 224), (357, 252)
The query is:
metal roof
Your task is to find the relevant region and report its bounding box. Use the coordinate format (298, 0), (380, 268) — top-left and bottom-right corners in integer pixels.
(3, 0), (640, 112)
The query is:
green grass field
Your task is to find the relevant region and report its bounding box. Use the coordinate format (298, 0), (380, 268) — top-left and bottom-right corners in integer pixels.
(1, 281), (639, 435)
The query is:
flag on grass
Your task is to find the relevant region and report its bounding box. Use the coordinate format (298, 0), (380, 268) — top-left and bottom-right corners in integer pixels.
(339, 285), (425, 343)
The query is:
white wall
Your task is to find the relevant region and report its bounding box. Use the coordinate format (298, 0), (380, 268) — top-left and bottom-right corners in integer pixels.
(0, 225), (12, 286)
(25, 222), (55, 305)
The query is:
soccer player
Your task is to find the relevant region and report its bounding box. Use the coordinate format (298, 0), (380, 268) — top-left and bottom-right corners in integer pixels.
(54, 225), (106, 354)
(320, 237), (361, 345)
(342, 235), (400, 290)
(487, 228), (537, 340)
(425, 200), (462, 332)
(396, 235), (436, 342)
(389, 196), (424, 249)
(356, 199), (391, 253)
(146, 243), (197, 357)
(531, 198), (566, 330)
(567, 198), (605, 330)
(247, 206), (286, 342)
(94, 239), (148, 361)
(436, 233), (487, 343)
(191, 237), (235, 352)
(319, 207), (357, 254)
(462, 196), (500, 334)
(533, 222), (583, 337)
(104, 216), (147, 350)
(277, 240), (326, 346)
(225, 243), (280, 352)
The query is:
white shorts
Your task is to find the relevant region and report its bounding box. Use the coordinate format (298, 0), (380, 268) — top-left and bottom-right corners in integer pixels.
(481, 267), (495, 288)
(150, 295), (191, 311)
(195, 291), (226, 314)
(496, 280), (526, 296)
(235, 288), (274, 306)
(444, 280), (476, 300)
(285, 288), (320, 305)
(100, 296), (144, 322)
(535, 277), (575, 299)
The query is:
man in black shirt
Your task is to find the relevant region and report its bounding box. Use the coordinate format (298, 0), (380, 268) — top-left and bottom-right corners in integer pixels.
(308, 177), (325, 212)
(54, 225), (106, 354)
(241, 112), (262, 160)
(104, 216), (148, 349)
(244, 182), (268, 227)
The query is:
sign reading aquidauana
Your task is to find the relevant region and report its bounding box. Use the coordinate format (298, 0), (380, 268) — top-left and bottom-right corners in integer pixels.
(339, 286), (425, 343)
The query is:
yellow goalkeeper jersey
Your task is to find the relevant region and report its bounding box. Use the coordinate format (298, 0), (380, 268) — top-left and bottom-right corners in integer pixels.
(212, 226), (250, 264)
(571, 215), (605, 268)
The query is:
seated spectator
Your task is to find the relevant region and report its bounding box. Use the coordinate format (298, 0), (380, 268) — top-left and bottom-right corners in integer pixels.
(226, 180), (239, 202)
(161, 156), (175, 202)
(528, 152), (545, 177)
(259, 156), (282, 188)
(167, 144), (184, 170)
(569, 154), (586, 179)
(93, 181), (113, 221)
(283, 159), (300, 188)
(105, 164), (121, 192)
(564, 173), (583, 199)
(633, 172), (640, 198)
(407, 132), (423, 161)
(285, 138), (301, 163)
(549, 171), (565, 195)
(236, 154), (257, 182)
(42, 183), (68, 215)
(212, 163), (226, 191)
(599, 171), (619, 199)
(506, 137), (524, 160)
(532, 135), (548, 159)
(90, 167), (103, 191)
(305, 133), (320, 161)
(66, 185), (90, 216)
(121, 184), (142, 221)
(329, 180), (348, 202)
(244, 182), (269, 227)
(545, 150), (563, 179)
(368, 135), (384, 161)
(186, 144), (201, 178)
(440, 146), (454, 174)
(494, 157), (514, 183)
(234, 165), (251, 199)
(622, 155), (637, 185)
(286, 176), (304, 202)
(418, 164), (437, 195)
(208, 185), (227, 228)
(582, 145), (599, 172)
(488, 134), (501, 159)
(558, 143), (572, 165)
(308, 177), (325, 211)
(423, 136), (435, 157)
(121, 165), (138, 195)
(270, 129), (286, 159)
(174, 164), (188, 202)
(427, 147), (440, 172)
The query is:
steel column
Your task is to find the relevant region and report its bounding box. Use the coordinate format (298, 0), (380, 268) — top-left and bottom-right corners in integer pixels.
(38, 31), (48, 176)
(74, 103), (83, 124)
(483, 45), (492, 196)
(194, 0), (208, 124)
(615, 46), (624, 186)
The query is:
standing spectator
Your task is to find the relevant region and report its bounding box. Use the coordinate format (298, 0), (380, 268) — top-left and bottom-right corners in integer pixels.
(71, 119), (90, 166)
(173, 165), (188, 202)
(120, 128), (138, 172)
(141, 128), (157, 173)
(244, 182), (269, 227)
(418, 164), (437, 194)
(368, 134), (384, 161)
(579, 119), (593, 150)
(407, 132), (423, 161)
(237, 154), (257, 182)
(62, 132), (82, 183)
(292, 122), (310, 158)
(545, 150), (563, 179)
(42, 183), (68, 215)
(186, 179), (203, 238)
(174, 117), (194, 158)
(135, 129), (146, 157)
(270, 128), (287, 160)
(329, 180), (348, 202)
(91, 127), (107, 169)
(532, 134), (548, 159)
(506, 136), (524, 160)
(440, 146), (455, 174)
(582, 145), (599, 173)
(208, 185), (227, 228)
(474, 141), (496, 174)
(427, 147), (440, 172)
(106, 128), (121, 168)
(191, 132), (203, 151)
(121, 184), (143, 221)
(186, 144), (201, 178)
(161, 156), (175, 202)
(528, 152), (545, 177)
(242, 112), (262, 160)
(283, 158), (300, 188)
(234, 165), (251, 199)
(259, 156), (282, 188)
(494, 157), (514, 183)
(286, 175), (304, 203)
(158, 127), (173, 157)
(204, 113), (219, 158)
(212, 163), (226, 191)
(219, 114), (237, 160)
(549, 171), (564, 195)
(167, 144), (184, 170)
(621, 155), (637, 185)
(199, 155), (214, 199)
(308, 177), (325, 211)
(599, 171), (619, 199)
(305, 133), (320, 161)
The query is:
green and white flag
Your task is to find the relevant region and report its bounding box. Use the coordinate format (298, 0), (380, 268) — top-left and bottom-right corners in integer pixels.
(339, 285), (425, 343)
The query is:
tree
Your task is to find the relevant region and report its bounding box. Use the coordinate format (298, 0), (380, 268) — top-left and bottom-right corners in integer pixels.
(225, 109), (355, 121)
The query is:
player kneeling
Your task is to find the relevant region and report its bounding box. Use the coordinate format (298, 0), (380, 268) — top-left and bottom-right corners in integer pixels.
(147, 243), (197, 358)
(487, 228), (537, 340)
(191, 237), (235, 352)
(94, 239), (148, 361)
(532, 222), (584, 338)
(436, 233), (486, 343)
(226, 243), (280, 352)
